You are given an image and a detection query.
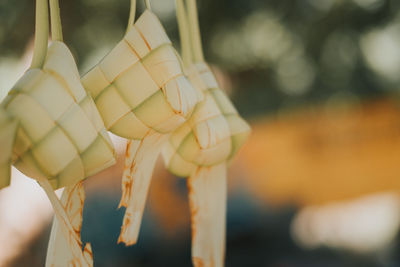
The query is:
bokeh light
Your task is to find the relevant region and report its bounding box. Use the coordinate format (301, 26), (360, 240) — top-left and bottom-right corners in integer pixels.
(2, 0), (400, 266)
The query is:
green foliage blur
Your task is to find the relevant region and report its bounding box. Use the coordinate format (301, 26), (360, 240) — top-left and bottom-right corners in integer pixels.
(1, 0), (400, 118)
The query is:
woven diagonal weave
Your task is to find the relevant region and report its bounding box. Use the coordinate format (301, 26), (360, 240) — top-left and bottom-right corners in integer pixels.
(0, 41), (116, 190)
(0, 109), (18, 188)
(163, 62), (251, 177)
(82, 10), (201, 140)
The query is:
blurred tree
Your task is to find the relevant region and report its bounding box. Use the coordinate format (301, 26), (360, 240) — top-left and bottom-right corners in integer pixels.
(2, 0), (400, 118)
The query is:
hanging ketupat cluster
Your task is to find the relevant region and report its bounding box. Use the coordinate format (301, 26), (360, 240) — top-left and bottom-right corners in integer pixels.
(0, 0), (250, 266)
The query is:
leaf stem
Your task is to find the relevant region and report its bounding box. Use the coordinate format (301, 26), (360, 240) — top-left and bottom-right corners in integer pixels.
(145, 0), (151, 10)
(38, 179), (85, 263)
(186, 0), (204, 63)
(30, 0), (49, 69)
(176, 0), (192, 67)
(126, 0), (136, 33)
(49, 0), (63, 42)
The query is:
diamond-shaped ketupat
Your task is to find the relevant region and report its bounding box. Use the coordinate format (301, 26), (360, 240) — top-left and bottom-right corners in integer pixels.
(0, 1), (116, 266)
(160, 1), (251, 267)
(162, 61), (250, 267)
(22, 1), (117, 266)
(1, 41), (116, 190)
(82, 10), (201, 139)
(163, 62), (251, 176)
(81, 1), (202, 247)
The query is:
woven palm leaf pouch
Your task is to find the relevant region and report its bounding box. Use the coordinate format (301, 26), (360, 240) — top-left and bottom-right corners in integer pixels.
(161, 1), (251, 266)
(1, 5), (115, 191)
(0, 0), (116, 266)
(81, 0), (202, 246)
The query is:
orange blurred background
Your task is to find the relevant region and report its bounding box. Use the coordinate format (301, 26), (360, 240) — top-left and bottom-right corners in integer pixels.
(2, 0), (400, 266)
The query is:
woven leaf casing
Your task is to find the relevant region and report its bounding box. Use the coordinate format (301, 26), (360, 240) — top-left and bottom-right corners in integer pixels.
(82, 10), (201, 140)
(1, 41), (116, 189)
(163, 62), (250, 177)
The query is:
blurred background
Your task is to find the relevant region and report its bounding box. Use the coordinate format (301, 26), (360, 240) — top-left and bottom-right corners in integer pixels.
(2, 0), (400, 266)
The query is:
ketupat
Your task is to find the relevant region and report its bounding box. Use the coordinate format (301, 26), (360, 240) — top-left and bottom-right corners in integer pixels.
(81, 0), (202, 245)
(0, 0), (116, 265)
(1, 2), (116, 190)
(161, 0), (251, 266)
(81, 2), (200, 139)
(3, 40), (116, 189)
(163, 61), (250, 176)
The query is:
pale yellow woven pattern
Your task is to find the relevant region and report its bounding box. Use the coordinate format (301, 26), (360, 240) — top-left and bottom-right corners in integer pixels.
(82, 10), (200, 140)
(0, 109), (18, 188)
(0, 41), (116, 190)
(163, 63), (251, 177)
